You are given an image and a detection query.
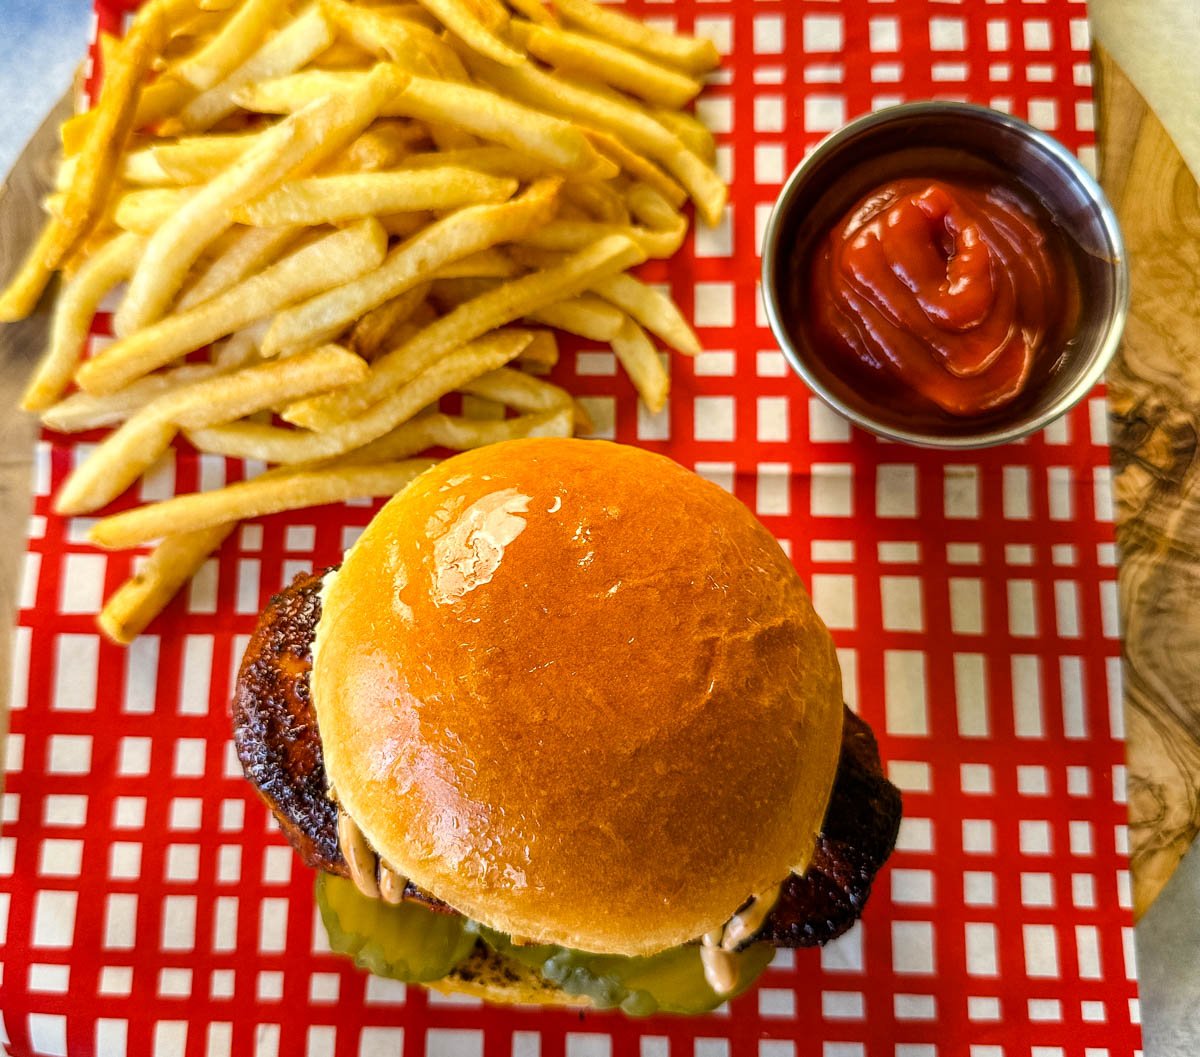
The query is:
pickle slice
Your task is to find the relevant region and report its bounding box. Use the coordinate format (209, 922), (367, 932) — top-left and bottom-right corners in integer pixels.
(317, 873), (477, 982)
(482, 928), (775, 1016)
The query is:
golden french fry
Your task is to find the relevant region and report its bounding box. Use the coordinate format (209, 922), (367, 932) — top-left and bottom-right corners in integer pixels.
(378, 211), (432, 238)
(135, 75), (196, 129)
(461, 365), (574, 414)
(78, 219), (387, 394)
(115, 62), (409, 336)
(98, 523), (236, 644)
(611, 316), (669, 413)
(505, 0), (555, 27)
(180, 5), (336, 129)
(152, 130), (262, 182)
(583, 128), (687, 208)
(40, 7), (164, 272)
(285, 233), (644, 428)
(0, 223), (60, 323)
(561, 180), (629, 224)
(232, 167), (518, 226)
(21, 232), (144, 412)
(90, 460), (436, 549)
(514, 328), (558, 374)
(263, 178), (561, 355)
(522, 218), (685, 259)
(41, 327), (263, 433)
(339, 123), (421, 173)
(190, 330), (534, 462)
(56, 147), (173, 192)
(515, 22), (701, 109)
(593, 272), (700, 357)
(238, 71), (612, 177)
(527, 295), (625, 342)
(652, 107), (716, 165)
(414, 0), (523, 66)
(174, 0), (290, 90)
(430, 248), (519, 280)
(347, 282), (432, 359)
(461, 393), (506, 420)
(57, 345), (368, 515)
(176, 224), (301, 311)
(552, 0), (719, 74)
(113, 186), (200, 233)
(320, 0), (463, 78)
(343, 406), (573, 463)
(310, 40), (376, 69)
(463, 52), (726, 224)
(398, 145), (550, 181)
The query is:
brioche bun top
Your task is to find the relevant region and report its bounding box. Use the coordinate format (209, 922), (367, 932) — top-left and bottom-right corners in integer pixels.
(313, 438), (843, 956)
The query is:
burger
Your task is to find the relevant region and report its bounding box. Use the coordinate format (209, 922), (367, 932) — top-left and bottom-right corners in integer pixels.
(232, 438), (901, 1014)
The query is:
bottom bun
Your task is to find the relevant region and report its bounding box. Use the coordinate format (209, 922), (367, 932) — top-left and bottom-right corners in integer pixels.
(426, 941), (592, 1009)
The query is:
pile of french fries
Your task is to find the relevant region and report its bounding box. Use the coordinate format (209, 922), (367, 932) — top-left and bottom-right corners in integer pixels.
(0, 0), (724, 644)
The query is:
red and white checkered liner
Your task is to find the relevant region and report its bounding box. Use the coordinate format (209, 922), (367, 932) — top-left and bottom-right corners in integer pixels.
(2, 2), (1139, 1055)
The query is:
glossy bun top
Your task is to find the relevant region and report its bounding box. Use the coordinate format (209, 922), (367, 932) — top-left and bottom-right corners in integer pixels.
(313, 438), (844, 955)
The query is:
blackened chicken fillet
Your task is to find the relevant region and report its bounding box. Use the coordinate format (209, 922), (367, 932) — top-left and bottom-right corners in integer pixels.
(233, 570), (901, 948)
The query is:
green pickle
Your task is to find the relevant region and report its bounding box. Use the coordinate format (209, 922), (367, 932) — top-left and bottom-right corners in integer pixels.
(317, 873), (773, 1012)
(316, 873), (477, 982)
(483, 928), (775, 1016)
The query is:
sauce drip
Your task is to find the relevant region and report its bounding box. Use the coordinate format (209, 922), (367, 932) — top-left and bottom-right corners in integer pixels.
(810, 177), (1080, 416)
(336, 805), (408, 905)
(699, 882), (783, 995)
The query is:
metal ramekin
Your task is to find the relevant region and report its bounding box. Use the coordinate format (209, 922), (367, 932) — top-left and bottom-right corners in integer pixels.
(760, 102), (1129, 449)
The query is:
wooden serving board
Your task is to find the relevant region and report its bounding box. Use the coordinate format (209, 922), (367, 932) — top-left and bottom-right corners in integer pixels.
(1097, 46), (1200, 919)
(0, 53), (1198, 923)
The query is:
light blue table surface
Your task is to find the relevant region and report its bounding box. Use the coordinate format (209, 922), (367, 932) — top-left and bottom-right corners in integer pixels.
(0, 0), (92, 177)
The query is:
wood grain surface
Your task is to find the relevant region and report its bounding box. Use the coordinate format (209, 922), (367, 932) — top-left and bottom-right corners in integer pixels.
(0, 95), (70, 764)
(1097, 46), (1200, 919)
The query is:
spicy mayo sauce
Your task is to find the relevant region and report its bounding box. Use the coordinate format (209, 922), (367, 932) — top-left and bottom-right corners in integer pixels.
(809, 176), (1081, 418)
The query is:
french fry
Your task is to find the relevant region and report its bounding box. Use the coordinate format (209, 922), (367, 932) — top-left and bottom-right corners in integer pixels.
(285, 233), (644, 428)
(310, 40), (376, 69)
(342, 406), (573, 463)
(0, 12), (161, 321)
(179, 4), (336, 130)
(398, 145), (551, 181)
(176, 224), (301, 311)
(263, 178), (561, 355)
(90, 460), (437, 549)
(461, 365), (574, 415)
(652, 107), (716, 165)
(552, 0), (720, 74)
(460, 393), (507, 420)
(430, 248), (519, 280)
(98, 523), (236, 644)
(583, 128), (687, 208)
(56, 147), (173, 192)
(339, 122), (423, 172)
(610, 316), (669, 413)
(592, 272), (701, 357)
(134, 75), (196, 129)
(319, 0), (462, 78)
(152, 130), (261, 182)
(189, 329), (534, 462)
(174, 0), (290, 91)
(522, 217), (685, 258)
(347, 282), (432, 359)
(113, 186), (200, 233)
(78, 219), (387, 394)
(115, 62), (408, 336)
(414, 0), (523, 66)
(505, 0), (555, 27)
(21, 232), (144, 412)
(57, 345), (368, 515)
(527, 295), (624, 342)
(0, 223), (61, 323)
(514, 22), (702, 109)
(238, 71), (613, 177)
(41, 327), (264, 433)
(463, 52), (726, 224)
(231, 167), (519, 226)
(514, 328), (558, 373)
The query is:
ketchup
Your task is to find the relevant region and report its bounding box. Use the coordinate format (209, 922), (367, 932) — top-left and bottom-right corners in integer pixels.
(809, 178), (1080, 417)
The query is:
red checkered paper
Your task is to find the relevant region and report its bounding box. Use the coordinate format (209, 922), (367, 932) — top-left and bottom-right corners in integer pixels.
(2, 2), (1139, 1056)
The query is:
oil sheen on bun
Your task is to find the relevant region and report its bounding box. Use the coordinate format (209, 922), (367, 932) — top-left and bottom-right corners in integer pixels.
(312, 438), (844, 956)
